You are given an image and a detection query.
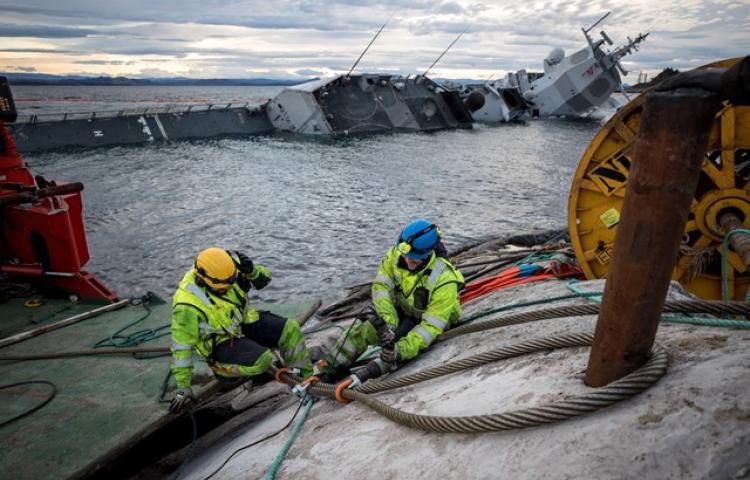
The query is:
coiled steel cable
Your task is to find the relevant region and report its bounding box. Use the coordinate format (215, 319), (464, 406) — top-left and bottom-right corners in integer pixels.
(278, 299), (746, 433)
(282, 332), (667, 433)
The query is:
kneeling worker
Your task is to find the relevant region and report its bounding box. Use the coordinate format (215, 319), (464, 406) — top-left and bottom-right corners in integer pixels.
(323, 219), (464, 396)
(169, 247), (313, 413)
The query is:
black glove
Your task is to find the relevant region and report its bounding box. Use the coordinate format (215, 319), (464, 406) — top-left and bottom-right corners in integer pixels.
(231, 251), (258, 292)
(250, 266), (271, 290)
(359, 308), (395, 346)
(233, 251), (255, 275)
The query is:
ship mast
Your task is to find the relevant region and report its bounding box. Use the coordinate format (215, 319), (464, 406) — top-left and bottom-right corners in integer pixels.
(422, 28), (468, 77)
(346, 18), (390, 77)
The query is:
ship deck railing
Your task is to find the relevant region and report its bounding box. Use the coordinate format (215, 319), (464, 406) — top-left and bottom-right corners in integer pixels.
(14, 101), (269, 124)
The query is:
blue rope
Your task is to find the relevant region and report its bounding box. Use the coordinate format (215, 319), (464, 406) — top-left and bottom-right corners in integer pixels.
(263, 396), (314, 480)
(721, 228), (750, 302)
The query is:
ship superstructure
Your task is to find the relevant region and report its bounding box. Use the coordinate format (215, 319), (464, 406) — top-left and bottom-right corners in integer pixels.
(517, 12), (648, 117)
(459, 12), (647, 122)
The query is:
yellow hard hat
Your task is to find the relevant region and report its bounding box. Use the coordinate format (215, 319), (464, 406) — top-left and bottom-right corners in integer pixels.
(194, 247), (237, 291)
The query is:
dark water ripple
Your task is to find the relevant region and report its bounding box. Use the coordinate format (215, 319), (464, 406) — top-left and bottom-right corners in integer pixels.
(18, 87), (603, 305)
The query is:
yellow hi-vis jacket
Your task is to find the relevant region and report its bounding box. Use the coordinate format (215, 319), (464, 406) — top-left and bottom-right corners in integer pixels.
(170, 270), (261, 388)
(371, 246), (464, 360)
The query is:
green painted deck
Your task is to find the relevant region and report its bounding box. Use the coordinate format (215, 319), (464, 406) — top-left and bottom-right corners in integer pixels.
(0, 294), (314, 480)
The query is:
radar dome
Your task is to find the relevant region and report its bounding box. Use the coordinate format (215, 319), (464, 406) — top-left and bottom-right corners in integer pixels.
(463, 91), (486, 112)
(545, 48), (565, 66)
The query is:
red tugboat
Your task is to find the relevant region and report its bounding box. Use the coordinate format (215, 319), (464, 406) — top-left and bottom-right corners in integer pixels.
(0, 76), (116, 301)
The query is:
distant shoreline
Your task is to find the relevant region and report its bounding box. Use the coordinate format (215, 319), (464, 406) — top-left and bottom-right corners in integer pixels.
(2, 74), (318, 87)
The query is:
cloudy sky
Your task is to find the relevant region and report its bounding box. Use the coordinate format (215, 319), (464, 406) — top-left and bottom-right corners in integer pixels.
(0, 0), (747, 80)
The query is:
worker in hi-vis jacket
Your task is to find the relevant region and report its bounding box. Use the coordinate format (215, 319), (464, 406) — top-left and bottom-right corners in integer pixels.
(169, 247), (313, 413)
(318, 219), (464, 400)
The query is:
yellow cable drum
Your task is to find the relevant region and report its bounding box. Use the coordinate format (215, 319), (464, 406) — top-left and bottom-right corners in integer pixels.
(568, 58), (750, 300)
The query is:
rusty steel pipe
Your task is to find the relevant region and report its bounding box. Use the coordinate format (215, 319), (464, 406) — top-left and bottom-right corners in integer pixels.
(718, 212), (750, 271)
(0, 182), (83, 208)
(584, 89), (723, 387)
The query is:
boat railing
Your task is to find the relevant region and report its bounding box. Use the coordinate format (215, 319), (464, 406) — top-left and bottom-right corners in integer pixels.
(13, 101), (269, 124)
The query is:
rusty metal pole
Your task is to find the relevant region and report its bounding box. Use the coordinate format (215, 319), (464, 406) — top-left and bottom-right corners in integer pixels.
(585, 56), (750, 386)
(584, 90), (722, 387)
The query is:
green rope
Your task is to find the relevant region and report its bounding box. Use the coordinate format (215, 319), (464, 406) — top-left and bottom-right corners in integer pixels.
(721, 228), (750, 302)
(565, 281), (602, 302)
(459, 291), (604, 325)
(263, 396), (314, 480)
(93, 292), (171, 349)
(514, 252), (558, 265)
(566, 280), (750, 329)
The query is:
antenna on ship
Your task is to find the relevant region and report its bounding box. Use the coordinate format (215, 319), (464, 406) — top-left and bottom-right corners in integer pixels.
(581, 11), (611, 50)
(346, 18), (391, 78)
(483, 71), (497, 86)
(583, 11), (611, 37)
(422, 27), (468, 77)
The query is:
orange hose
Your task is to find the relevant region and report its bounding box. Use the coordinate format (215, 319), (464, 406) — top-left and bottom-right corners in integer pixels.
(334, 378), (353, 404)
(460, 271), (556, 304)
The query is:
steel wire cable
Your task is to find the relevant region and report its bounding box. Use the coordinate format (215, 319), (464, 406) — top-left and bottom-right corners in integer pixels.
(278, 298), (748, 434)
(286, 332), (667, 433)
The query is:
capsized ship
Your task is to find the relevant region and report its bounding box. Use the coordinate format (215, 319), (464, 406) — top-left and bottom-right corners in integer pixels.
(516, 12), (647, 118)
(5, 12), (646, 152)
(267, 73), (482, 135)
(460, 12), (648, 122)
(7, 73), (482, 153)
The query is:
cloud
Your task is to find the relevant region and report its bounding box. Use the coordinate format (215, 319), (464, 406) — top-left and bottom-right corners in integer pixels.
(74, 60), (136, 65)
(135, 67), (179, 77)
(0, 0), (746, 79)
(5, 65), (37, 72)
(0, 22), (98, 38)
(294, 68), (324, 76)
(0, 48), (80, 54)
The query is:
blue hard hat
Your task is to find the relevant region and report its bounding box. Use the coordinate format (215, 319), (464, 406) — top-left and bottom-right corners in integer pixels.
(397, 218), (439, 260)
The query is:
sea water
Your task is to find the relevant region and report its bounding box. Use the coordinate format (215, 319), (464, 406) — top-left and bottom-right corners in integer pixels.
(14, 85), (608, 304)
